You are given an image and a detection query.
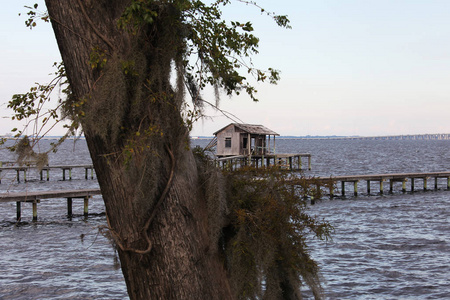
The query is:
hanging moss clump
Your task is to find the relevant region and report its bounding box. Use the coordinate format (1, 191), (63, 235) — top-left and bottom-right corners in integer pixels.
(14, 136), (49, 170)
(222, 166), (333, 300)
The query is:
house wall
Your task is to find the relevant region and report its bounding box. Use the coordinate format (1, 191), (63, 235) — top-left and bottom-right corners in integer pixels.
(215, 124), (271, 156)
(216, 125), (241, 156)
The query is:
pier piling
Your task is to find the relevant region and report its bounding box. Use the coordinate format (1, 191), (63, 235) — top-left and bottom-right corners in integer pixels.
(216, 153), (311, 171)
(16, 201), (21, 221)
(305, 172), (450, 198)
(67, 197), (73, 217)
(84, 197), (89, 216)
(32, 201), (38, 221)
(1, 189), (100, 221)
(1, 165), (95, 183)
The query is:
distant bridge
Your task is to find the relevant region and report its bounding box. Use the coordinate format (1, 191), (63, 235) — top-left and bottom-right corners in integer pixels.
(293, 133), (450, 141)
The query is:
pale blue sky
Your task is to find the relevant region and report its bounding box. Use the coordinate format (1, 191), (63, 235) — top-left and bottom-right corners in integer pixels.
(2, 1), (450, 136)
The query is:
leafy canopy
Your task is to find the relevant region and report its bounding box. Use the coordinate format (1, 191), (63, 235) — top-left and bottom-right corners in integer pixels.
(117, 0), (290, 102)
(8, 0), (290, 143)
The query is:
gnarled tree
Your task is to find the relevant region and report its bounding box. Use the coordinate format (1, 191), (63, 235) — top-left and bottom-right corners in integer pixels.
(11, 1), (331, 299)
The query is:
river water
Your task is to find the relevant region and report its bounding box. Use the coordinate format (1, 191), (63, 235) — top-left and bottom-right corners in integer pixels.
(0, 138), (449, 299)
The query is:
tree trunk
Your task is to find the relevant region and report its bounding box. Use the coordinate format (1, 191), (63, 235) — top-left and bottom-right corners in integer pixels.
(45, 1), (233, 298)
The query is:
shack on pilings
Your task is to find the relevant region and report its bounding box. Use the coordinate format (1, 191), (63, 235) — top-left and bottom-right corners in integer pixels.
(214, 123), (279, 158)
(208, 123), (312, 171)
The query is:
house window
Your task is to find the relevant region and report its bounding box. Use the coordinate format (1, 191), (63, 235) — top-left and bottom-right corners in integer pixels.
(243, 137), (248, 149)
(225, 137), (232, 148)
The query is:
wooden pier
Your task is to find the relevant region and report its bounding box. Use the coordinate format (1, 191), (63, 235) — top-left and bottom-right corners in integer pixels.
(292, 171), (450, 198)
(3, 171), (449, 221)
(0, 189), (101, 221)
(0, 164), (95, 183)
(216, 153), (312, 171)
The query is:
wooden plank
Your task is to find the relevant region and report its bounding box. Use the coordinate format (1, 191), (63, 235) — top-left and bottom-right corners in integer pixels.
(0, 164), (96, 183)
(216, 155), (246, 161)
(288, 172), (450, 195)
(0, 164), (93, 172)
(317, 172), (450, 182)
(0, 189), (101, 203)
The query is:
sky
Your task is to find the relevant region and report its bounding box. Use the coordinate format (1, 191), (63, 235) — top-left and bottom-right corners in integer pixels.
(2, 0), (450, 137)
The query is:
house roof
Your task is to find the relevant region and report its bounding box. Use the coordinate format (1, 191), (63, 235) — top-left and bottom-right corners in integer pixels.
(213, 123), (279, 136)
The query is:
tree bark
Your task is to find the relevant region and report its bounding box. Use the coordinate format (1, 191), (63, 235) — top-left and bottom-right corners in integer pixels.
(45, 1), (233, 299)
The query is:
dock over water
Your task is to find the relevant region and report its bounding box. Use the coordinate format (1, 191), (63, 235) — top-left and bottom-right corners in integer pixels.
(0, 164), (95, 183)
(2, 171), (450, 221)
(293, 171), (450, 198)
(216, 153), (312, 171)
(0, 189), (101, 221)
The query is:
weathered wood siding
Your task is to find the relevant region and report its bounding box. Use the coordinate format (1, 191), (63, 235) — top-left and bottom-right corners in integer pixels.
(215, 123), (277, 157)
(216, 124), (241, 156)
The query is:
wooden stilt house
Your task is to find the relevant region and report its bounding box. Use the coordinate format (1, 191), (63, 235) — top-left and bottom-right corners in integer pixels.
(213, 123), (279, 158)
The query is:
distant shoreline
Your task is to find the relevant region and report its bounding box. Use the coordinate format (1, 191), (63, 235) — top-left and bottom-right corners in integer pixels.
(191, 133), (450, 141)
(2, 134), (450, 141)
(0, 136), (85, 140)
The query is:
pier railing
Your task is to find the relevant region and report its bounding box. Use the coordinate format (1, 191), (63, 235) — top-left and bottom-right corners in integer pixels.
(0, 189), (101, 221)
(1, 171), (450, 221)
(216, 153), (312, 171)
(0, 164), (95, 183)
(289, 172), (450, 199)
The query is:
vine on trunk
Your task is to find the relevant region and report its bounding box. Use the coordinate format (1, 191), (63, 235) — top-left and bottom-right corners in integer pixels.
(105, 144), (176, 255)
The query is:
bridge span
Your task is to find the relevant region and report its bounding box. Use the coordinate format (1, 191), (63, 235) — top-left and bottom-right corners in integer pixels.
(296, 133), (450, 141)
